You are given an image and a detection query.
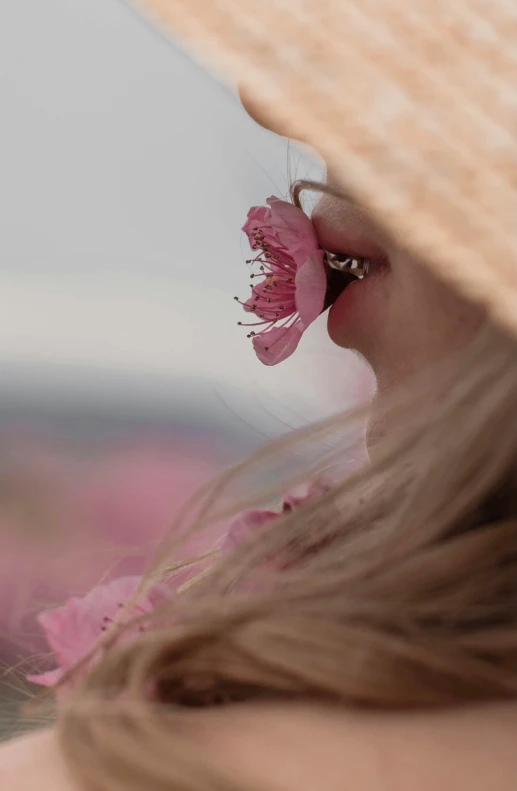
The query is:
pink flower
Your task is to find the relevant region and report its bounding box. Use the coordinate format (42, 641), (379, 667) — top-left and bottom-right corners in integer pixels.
(27, 482), (329, 692)
(27, 576), (169, 689)
(222, 480), (329, 552)
(281, 480), (329, 511)
(222, 507), (279, 552)
(236, 196), (326, 365)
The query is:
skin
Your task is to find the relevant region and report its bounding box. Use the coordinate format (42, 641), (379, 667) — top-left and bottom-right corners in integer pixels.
(311, 185), (485, 445)
(241, 87), (485, 445)
(0, 93), (507, 791)
(242, 85), (484, 397)
(1, 701), (516, 790)
(311, 186), (484, 396)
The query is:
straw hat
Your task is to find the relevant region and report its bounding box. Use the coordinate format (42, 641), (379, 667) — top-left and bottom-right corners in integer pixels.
(136, 0), (517, 336)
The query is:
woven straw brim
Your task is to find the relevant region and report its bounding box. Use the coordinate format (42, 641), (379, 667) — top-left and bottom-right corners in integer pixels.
(136, 0), (517, 337)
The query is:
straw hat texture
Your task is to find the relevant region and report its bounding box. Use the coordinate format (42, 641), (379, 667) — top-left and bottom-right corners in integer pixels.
(135, 0), (517, 336)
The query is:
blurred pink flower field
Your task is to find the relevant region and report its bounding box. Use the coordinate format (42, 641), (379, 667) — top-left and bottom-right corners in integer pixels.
(0, 436), (225, 666)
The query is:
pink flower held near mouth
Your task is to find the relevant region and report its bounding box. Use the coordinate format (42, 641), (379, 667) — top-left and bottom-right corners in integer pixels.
(235, 196), (326, 365)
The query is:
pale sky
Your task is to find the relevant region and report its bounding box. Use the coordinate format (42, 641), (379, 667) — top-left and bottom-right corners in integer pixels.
(0, 0), (373, 437)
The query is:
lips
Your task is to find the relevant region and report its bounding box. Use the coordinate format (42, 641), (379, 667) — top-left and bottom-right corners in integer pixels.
(313, 216), (388, 309)
(323, 250), (390, 310)
(312, 204), (386, 261)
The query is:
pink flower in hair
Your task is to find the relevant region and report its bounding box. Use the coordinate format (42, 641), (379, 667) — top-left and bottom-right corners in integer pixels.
(223, 480), (329, 551)
(236, 196), (326, 365)
(28, 576), (169, 690)
(27, 482), (329, 693)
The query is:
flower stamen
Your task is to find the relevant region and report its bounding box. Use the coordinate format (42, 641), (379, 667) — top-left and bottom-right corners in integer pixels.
(237, 197), (327, 365)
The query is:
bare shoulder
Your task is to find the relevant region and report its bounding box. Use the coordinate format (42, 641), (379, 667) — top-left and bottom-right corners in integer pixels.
(194, 699), (517, 791)
(0, 702), (515, 791)
(0, 728), (78, 791)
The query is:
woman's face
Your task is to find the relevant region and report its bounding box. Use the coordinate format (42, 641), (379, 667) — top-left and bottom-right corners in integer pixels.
(311, 181), (484, 395)
(239, 91), (484, 403)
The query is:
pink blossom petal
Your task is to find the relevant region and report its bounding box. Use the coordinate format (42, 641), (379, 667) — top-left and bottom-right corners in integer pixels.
(28, 575), (169, 690)
(222, 481), (330, 552)
(266, 197), (319, 258)
(45, 577), (145, 664)
(252, 322), (304, 366)
(238, 196), (326, 366)
(283, 480), (329, 511)
(36, 597), (101, 669)
(223, 508), (279, 552)
(294, 251), (327, 328)
(27, 667), (64, 688)
(242, 206), (270, 244)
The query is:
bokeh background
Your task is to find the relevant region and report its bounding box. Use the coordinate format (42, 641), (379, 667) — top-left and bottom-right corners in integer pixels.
(0, 0), (374, 734)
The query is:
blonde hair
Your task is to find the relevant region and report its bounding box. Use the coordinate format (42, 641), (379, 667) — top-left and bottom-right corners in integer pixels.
(51, 316), (517, 790)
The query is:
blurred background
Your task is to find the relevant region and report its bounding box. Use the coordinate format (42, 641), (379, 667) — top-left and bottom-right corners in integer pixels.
(0, 0), (374, 733)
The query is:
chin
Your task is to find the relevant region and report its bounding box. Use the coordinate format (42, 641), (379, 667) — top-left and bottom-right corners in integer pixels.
(326, 266), (392, 363)
(326, 305), (379, 371)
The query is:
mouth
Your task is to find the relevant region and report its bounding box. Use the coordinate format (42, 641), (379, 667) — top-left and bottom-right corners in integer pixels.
(324, 252), (387, 309)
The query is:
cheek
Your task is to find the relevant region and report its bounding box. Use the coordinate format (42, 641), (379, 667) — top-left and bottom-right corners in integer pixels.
(386, 260), (485, 366)
(328, 253), (485, 385)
